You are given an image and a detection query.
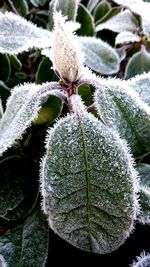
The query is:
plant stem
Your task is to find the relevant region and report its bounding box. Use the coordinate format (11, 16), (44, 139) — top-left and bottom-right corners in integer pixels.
(4, 0), (19, 15)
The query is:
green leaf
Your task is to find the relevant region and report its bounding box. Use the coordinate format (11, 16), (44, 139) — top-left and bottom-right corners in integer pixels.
(115, 47), (126, 62)
(0, 81), (10, 109)
(115, 31), (141, 45)
(0, 156), (27, 217)
(33, 95), (63, 126)
(13, 0), (29, 16)
(40, 94), (138, 254)
(95, 79), (150, 155)
(76, 4), (95, 36)
(136, 163), (150, 224)
(77, 84), (93, 107)
(54, 0), (80, 21)
(0, 54), (11, 82)
(9, 55), (22, 71)
(0, 204), (49, 267)
(0, 12), (52, 55)
(96, 10), (139, 33)
(93, 0), (111, 22)
(87, 0), (99, 12)
(127, 72), (150, 105)
(0, 82), (63, 155)
(36, 57), (55, 84)
(124, 48), (150, 79)
(79, 36), (120, 74)
(30, 0), (47, 7)
(95, 6), (122, 26)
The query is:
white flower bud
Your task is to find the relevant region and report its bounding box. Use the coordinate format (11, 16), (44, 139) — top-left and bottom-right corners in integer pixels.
(51, 11), (84, 83)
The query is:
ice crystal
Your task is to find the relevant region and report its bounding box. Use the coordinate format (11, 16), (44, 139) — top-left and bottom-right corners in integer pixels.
(131, 251), (150, 267)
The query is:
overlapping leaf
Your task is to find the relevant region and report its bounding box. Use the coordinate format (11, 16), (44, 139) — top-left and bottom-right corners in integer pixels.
(40, 95), (138, 254)
(94, 79), (150, 155)
(0, 82), (63, 155)
(0, 12), (52, 55)
(0, 205), (49, 267)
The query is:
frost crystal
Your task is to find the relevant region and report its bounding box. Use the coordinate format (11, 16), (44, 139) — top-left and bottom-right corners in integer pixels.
(40, 96), (139, 254)
(131, 251), (150, 267)
(51, 11), (84, 82)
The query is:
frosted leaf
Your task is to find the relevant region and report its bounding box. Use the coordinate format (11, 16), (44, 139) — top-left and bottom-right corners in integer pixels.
(115, 31), (141, 45)
(130, 251), (150, 267)
(136, 164), (150, 224)
(50, 11), (84, 82)
(96, 10), (138, 33)
(0, 205), (49, 267)
(0, 12), (52, 55)
(113, 0), (150, 36)
(0, 255), (7, 267)
(54, 0), (80, 21)
(79, 37), (120, 74)
(40, 95), (139, 254)
(0, 82), (62, 155)
(94, 78), (150, 155)
(127, 72), (150, 105)
(0, 98), (3, 120)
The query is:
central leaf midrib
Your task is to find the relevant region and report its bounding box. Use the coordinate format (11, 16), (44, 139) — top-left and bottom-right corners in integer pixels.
(78, 115), (92, 250)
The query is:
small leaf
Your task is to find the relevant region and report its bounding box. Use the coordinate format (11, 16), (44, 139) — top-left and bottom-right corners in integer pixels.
(87, 0), (99, 12)
(127, 72), (150, 105)
(95, 6), (122, 25)
(0, 204), (49, 267)
(93, 0), (111, 22)
(79, 36), (120, 74)
(0, 82), (63, 155)
(131, 251), (150, 267)
(33, 95), (63, 126)
(9, 55), (22, 71)
(13, 0), (29, 16)
(124, 48), (150, 79)
(115, 31), (141, 45)
(95, 79), (150, 155)
(54, 0), (80, 21)
(136, 163), (150, 224)
(40, 94), (138, 254)
(0, 156), (27, 217)
(76, 4), (95, 36)
(115, 47), (126, 61)
(36, 57), (55, 84)
(0, 54), (11, 82)
(96, 10), (139, 33)
(0, 12), (52, 55)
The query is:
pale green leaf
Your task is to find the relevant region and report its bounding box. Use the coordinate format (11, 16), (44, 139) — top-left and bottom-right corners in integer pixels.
(96, 10), (139, 33)
(115, 31), (141, 45)
(113, 0), (150, 36)
(136, 163), (150, 224)
(127, 72), (150, 105)
(40, 95), (138, 254)
(95, 6), (122, 25)
(124, 49), (150, 79)
(93, 0), (111, 22)
(0, 82), (63, 156)
(87, 0), (99, 12)
(54, 0), (80, 21)
(76, 4), (95, 36)
(79, 36), (120, 74)
(95, 79), (150, 155)
(0, 12), (52, 55)
(115, 47), (126, 61)
(0, 205), (49, 267)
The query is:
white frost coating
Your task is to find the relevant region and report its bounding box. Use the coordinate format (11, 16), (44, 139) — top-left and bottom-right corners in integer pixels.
(79, 36), (120, 75)
(113, 0), (150, 35)
(50, 11), (84, 82)
(130, 251), (150, 267)
(0, 255), (7, 267)
(96, 10), (138, 33)
(0, 82), (61, 155)
(0, 12), (52, 55)
(115, 31), (141, 45)
(40, 96), (139, 254)
(127, 72), (150, 105)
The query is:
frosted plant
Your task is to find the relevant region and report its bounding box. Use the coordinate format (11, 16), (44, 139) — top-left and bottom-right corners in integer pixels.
(0, 6), (150, 267)
(130, 251), (150, 267)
